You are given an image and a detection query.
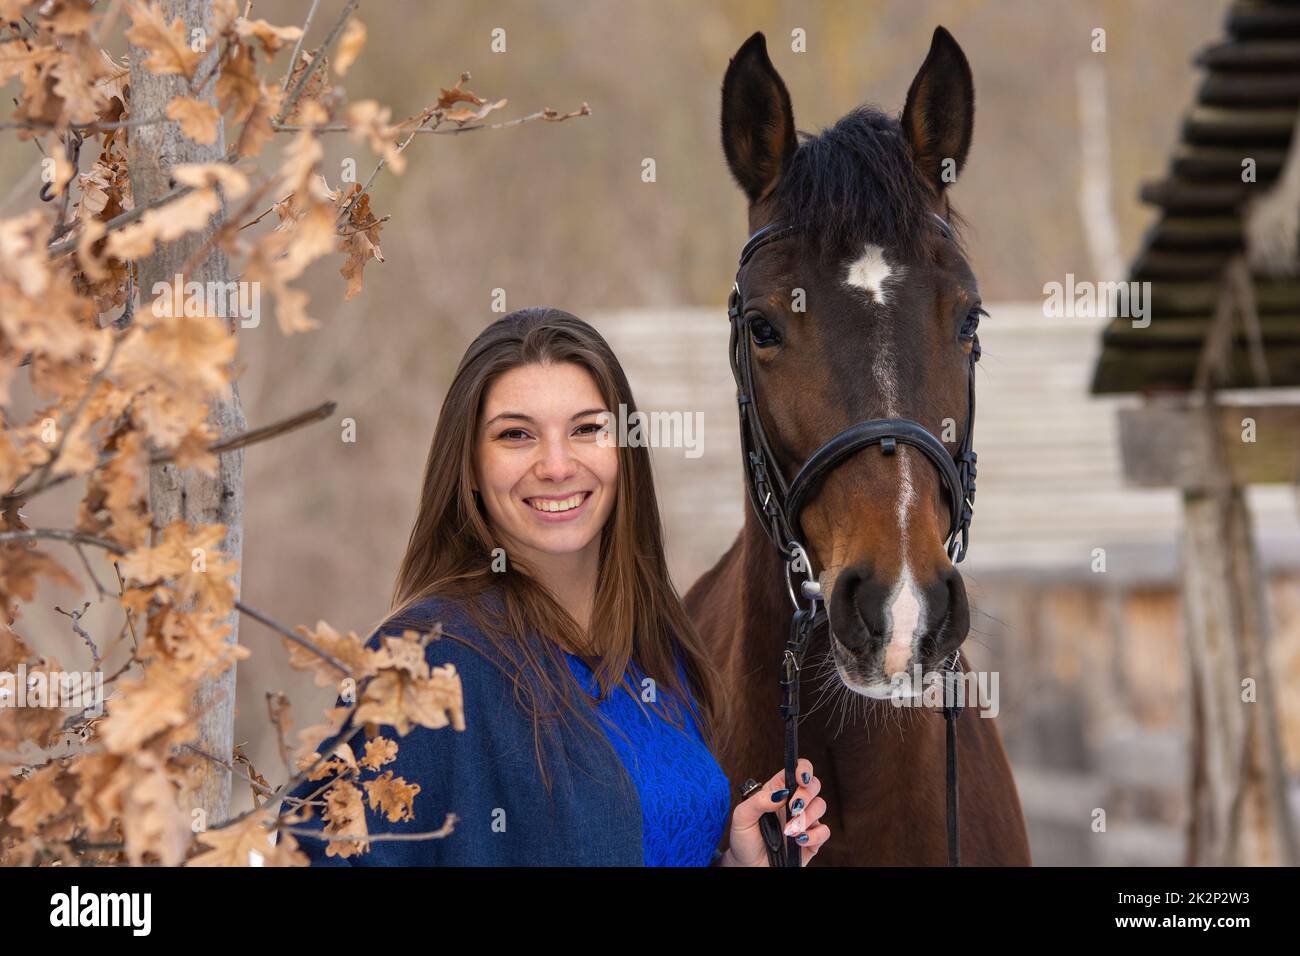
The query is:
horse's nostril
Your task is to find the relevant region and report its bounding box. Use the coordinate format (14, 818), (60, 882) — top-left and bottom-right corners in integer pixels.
(927, 567), (971, 658)
(829, 565), (892, 654)
(830, 568), (869, 653)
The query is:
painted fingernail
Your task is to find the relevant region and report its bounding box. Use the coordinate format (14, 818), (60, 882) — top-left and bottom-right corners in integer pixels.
(797, 834), (810, 844)
(790, 798), (805, 814)
(771, 788), (790, 803)
(784, 816), (806, 836)
(801, 771), (810, 784)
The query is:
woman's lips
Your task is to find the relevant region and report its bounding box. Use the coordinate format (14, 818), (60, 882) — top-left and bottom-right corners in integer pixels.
(523, 490), (592, 522)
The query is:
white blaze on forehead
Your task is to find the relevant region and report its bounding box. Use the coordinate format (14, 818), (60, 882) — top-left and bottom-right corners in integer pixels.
(844, 243), (901, 305)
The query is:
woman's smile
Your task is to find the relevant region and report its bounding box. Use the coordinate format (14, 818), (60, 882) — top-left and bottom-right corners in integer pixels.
(523, 490), (593, 521)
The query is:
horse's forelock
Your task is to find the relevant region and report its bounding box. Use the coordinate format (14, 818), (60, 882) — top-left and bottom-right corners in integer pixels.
(768, 106), (939, 266)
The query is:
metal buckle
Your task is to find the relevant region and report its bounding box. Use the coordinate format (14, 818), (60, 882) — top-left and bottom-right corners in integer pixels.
(784, 541), (822, 612)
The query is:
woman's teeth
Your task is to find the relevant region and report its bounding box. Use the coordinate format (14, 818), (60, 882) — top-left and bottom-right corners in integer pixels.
(528, 492), (587, 513)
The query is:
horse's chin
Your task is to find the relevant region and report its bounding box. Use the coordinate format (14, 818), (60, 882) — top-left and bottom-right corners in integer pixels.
(860, 681), (915, 700)
(829, 642), (926, 700)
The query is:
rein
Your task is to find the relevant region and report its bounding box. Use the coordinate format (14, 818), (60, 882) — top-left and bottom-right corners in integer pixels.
(728, 214), (980, 867)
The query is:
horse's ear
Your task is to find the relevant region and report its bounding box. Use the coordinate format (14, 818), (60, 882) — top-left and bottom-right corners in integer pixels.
(721, 32), (797, 203)
(900, 26), (974, 193)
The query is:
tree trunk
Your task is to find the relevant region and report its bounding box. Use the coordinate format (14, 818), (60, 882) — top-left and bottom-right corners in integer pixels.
(128, 0), (245, 826)
(1182, 398), (1297, 865)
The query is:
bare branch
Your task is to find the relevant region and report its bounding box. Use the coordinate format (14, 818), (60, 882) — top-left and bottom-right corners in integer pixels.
(3, 400), (337, 506)
(0, 115), (168, 134)
(73, 541), (111, 598)
(275, 0), (359, 125)
(240, 195), (292, 231)
(281, 0), (322, 91)
(198, 399), (338, 459)
(337, 105), (440, 222)
(278, 816), (458, 844)
(54, 600), (100, 667)
(273, 103), (592, 137)
(181, 743), (278, 798)
(47, 184), (195, 259)
(234, 599), (352, 677)
(338, 214), (388, 236)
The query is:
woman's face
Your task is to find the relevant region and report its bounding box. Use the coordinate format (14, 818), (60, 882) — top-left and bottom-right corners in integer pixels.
(472, 361), (619, 567)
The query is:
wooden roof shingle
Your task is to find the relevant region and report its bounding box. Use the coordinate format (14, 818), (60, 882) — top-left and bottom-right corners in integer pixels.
(1092, 0), (1300, 394)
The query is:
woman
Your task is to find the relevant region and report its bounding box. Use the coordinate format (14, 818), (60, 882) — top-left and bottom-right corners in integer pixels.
(280, 307), (830, 866)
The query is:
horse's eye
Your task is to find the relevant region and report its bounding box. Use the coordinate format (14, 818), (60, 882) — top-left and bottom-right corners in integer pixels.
(961, 306), (986, 340)
(748, 315), (782, 348)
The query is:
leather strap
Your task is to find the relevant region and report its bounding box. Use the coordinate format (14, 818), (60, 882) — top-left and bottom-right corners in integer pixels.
(785, 418), (965, 548)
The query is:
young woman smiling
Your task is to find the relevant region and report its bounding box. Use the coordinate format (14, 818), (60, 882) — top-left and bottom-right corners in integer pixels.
(281, 307), (829, 866)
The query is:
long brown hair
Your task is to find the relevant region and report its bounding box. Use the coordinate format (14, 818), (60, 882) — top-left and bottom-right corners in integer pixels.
(374, 307), (727, 794)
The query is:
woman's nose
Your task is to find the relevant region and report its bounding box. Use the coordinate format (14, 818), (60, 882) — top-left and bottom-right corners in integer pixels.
(533, 437), (579, 480)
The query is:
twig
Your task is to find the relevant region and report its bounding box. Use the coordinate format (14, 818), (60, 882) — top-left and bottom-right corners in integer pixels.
(54, 600), (101, 667)
(48, 129), (84, 245)
(181, 743), (277, 798)
(112, 562), (140, 652)
(177, 176), (276, 277)
(337, 214), (388, 236)
(275, 0), (358, 126)
(0, 115), (167, 133)
(273, 103), (591, 136)
(278, 817), (459, 843)
(240, 194), (292, 230)
(190, 40), (232, 100)
(73, 541), (111, 598)
(235, 599), (351, 677)
(337, 105), (439, 223)
(101, 648), (141, 685)
(112, 268), (135, 331)
(267, 690), (292, 772)
(3, 400), (337, 506)
(47, 184), (194, 258)
(281, 0), (322, 91)
(0, 528), (126, 554)
(195, 399), (337, 459)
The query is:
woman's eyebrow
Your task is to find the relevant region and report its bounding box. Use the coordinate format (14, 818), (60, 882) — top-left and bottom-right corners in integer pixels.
(483, 408), (608, 428)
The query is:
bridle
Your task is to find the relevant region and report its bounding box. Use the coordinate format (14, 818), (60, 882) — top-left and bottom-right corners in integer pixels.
(728, 213), (981, 867)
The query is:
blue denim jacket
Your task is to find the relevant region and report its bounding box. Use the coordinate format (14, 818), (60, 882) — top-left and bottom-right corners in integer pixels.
(277, 594), (644, 866)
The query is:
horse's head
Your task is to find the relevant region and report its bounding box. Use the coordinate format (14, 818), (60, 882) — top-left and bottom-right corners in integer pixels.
(721, 28), (981, 699)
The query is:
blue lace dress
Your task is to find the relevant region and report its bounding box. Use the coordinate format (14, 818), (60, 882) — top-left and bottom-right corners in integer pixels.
(565, 653), (732, 866)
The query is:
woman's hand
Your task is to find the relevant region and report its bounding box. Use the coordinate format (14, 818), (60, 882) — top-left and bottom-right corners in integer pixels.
(721, 758), (829, 866)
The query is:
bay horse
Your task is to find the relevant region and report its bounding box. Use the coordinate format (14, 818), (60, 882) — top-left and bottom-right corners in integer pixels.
(685, 27), (1031, 865)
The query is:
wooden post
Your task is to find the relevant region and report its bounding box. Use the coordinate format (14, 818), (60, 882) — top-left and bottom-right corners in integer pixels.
(1177, 278), (1298, 862)
(128, 0), (246, 825)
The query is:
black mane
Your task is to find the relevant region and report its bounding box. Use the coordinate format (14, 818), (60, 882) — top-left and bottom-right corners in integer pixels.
(767, 106), (946, 265)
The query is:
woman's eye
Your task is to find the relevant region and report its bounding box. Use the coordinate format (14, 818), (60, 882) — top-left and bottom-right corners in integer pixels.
(748, 315), (781, 347)
(574, 422), (603, 436)
(497, 428), (530, 441)
(961, 307), (986, 340)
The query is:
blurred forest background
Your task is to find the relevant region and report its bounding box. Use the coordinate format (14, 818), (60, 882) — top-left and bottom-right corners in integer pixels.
(8, 0), (1272, 863)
